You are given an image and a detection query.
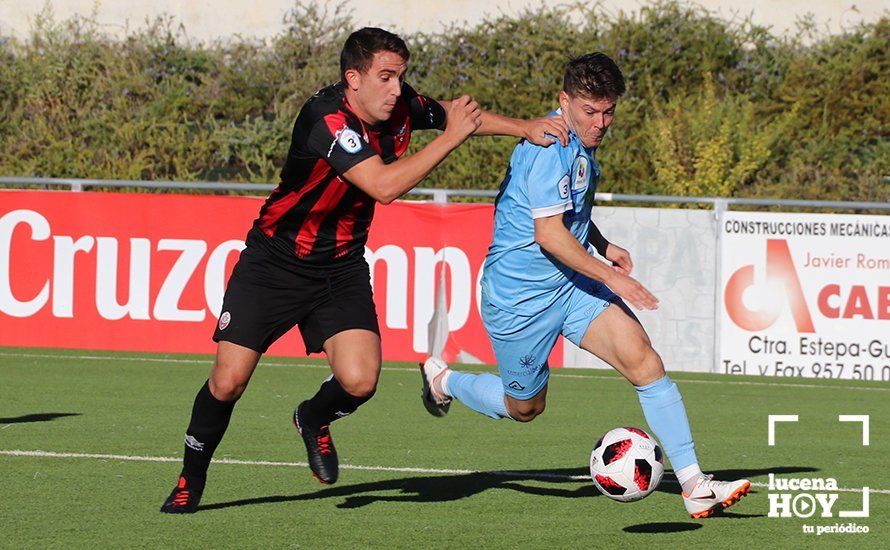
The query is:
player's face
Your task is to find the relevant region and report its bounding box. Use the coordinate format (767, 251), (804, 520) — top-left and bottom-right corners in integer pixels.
(345, 51), (407, 125)
(558, 91), (616, 148)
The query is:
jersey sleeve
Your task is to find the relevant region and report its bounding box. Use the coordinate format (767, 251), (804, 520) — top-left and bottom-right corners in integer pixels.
(306, 112), (378, 175)
(526, 145), (572, 219)
(403, 83), (447, 131)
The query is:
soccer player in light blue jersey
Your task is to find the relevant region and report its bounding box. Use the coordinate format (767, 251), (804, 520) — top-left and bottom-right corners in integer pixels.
(420, 53), (750, 518)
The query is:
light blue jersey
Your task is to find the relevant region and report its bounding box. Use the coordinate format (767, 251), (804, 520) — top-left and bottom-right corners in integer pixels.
(478, 120), (616, 399)
(482, 123), (601, 313)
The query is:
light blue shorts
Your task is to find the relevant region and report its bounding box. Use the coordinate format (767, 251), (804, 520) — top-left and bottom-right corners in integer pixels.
(481, 276), (616, 400)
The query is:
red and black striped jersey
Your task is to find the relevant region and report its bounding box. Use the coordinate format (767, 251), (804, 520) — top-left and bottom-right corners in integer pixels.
(250, 82), (446, 269)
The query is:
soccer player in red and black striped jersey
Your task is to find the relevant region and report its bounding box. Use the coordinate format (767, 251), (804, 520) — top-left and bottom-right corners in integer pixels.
(161, 27), (569, 513)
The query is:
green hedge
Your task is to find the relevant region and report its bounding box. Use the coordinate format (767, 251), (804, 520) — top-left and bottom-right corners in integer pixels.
(0, 1), (887, 201)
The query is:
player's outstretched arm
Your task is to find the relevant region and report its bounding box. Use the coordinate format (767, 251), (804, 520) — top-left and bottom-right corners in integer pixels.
(436, 100), (568, 146)
(476, 111), (570, 146)
(534, 215), (658, 310)
(343, 96), (481, 204)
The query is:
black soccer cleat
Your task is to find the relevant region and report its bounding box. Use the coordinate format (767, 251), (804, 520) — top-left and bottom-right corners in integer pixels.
(293, 401), (339, 485)
(160, 472), (205, 514)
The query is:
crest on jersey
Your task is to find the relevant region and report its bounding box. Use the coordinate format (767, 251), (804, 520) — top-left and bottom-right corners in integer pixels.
(338, 127), (363, 153)
(572, 156), (589, 190)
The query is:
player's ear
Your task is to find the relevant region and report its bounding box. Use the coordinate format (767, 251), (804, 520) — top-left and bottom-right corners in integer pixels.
(344, 68), (361, 91)
(558, 90), (570, 110)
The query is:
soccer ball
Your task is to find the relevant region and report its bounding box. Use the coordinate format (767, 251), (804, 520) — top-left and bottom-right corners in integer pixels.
(589, 427), (664, 502)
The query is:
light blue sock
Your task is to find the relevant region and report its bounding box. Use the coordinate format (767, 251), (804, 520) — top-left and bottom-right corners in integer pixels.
(444, 371), (511, 420)
(635, 375), (698, 471)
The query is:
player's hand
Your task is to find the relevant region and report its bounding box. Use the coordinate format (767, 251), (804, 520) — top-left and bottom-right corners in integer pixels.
(523, 115), (569, 147)
(443, 95), (482, 147)
(604, 243), (633, 275)
(607, 273), (659, 311)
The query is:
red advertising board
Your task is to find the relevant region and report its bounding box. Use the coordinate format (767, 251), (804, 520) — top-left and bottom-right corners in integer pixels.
(0, 190), (564, 365)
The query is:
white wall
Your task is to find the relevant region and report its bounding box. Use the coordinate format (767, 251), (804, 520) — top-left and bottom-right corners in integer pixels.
(0, 0), (884, 41)
(563, 207), (718, 373)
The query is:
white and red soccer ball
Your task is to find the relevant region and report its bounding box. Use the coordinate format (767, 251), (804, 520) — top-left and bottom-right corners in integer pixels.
(589, 427), (664, 502)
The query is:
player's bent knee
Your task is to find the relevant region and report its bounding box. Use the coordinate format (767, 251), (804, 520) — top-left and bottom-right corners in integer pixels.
(625, 346), (665, 386)
(507, 400), (546, 423)
(511, 409), (541, 422)
(208, 376), (248, 402)
(337, 372), (379, 398)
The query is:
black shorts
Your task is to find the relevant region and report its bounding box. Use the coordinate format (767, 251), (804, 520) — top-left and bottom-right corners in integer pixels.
(212, 245), (379, 355)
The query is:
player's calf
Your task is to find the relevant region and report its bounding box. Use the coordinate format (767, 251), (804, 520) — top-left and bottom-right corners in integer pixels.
(421, 359), (516, 420)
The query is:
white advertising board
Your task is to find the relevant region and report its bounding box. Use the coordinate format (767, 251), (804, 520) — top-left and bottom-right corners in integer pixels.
(719, 211), (889, 381)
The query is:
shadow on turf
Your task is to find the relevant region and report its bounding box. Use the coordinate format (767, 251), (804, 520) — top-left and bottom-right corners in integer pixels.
(199, 465), (816, 512)
(624, 522), (702, 533)
(199, 467), (594, 511)
(622, 509), (767, 534)
(0, 412), (81, 424)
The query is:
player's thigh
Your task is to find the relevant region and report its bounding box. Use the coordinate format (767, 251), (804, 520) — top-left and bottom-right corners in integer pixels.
(302, 264), (381, 397)
(579, 300), (664, 385)
(483, 298), (560, 403)
(210, 260), (309, 400)
(213, 255), (306, 356)
(562, 276), (615, 348)
(323, 329), (381, 397)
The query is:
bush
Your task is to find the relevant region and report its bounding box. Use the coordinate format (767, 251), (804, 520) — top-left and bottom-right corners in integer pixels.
(0, 1), (886, 202)
(645, 75), (798, 197)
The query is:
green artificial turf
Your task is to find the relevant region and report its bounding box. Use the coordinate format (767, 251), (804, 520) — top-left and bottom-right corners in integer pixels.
(1, 347), (887, 548)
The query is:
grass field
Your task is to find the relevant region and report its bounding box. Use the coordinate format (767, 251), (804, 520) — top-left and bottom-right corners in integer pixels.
(1, 347), (887, 548)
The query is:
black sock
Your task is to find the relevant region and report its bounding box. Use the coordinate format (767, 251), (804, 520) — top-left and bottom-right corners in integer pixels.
(300, 377), (374, 430)
(181, 380), (236, 482)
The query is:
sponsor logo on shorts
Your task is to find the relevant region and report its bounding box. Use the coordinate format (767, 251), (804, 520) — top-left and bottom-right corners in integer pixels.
(507, 380), (526, 391)
(506, 355), (546, 377)
(218, 311), (231, 330)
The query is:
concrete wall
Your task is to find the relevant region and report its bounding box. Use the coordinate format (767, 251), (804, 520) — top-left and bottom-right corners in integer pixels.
(1, 1), (884, 41)
(564, 207), (718, 373)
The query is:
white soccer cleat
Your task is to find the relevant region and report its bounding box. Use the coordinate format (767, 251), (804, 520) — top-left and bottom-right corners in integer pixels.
(682, 474), (751, 518)
(420, 356), (452, 417)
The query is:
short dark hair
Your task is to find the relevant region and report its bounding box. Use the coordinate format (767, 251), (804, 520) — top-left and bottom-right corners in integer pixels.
(563, 53), (626, 99)
(340, 27), (410, 83)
